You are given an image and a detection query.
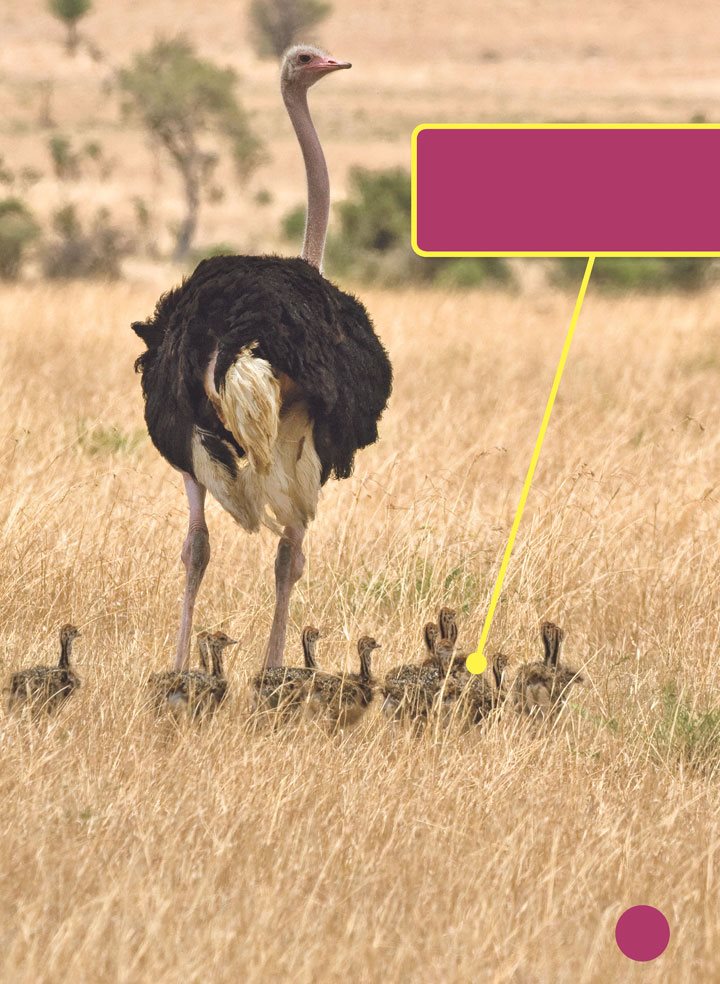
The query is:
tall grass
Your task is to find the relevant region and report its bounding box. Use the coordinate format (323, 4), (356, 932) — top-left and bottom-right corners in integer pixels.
(0, 281), (719, 981)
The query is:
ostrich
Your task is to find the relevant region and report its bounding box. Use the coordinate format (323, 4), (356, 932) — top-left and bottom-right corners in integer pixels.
(309, 635), (379, 729)
(132, 45), (392, 672)
(6, 624), (81, 712)
(148, 629), (236, 717)
(251, 624), (321, 712)
(512, 621), (584, 717)
(437, 652), (509, 724)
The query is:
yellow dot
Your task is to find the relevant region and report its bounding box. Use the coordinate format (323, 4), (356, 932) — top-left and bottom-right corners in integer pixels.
(466, 651), (487, 675)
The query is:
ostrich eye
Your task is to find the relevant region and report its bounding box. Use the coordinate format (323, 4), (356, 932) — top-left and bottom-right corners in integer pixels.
(298, 54), (312, 64)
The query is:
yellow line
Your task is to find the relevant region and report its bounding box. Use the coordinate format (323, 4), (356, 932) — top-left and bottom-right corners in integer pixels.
(466, 256), (595, 674)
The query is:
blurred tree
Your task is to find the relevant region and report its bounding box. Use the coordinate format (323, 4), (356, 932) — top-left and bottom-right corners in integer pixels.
(249, 0), (332, 59)
(119, 38), (264, 260)
(48, 135), (81, 181)
(48, 0), (93, 56)
(37, 80), (56, 128)
(0, 199), (40, 280)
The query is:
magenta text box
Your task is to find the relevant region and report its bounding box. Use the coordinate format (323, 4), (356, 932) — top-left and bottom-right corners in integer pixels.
(414, 127), (720, 255)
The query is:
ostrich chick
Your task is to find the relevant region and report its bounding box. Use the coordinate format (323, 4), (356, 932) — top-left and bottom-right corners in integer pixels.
(431, 608), (472, 678)
(309, 635), (379, 729)
(437, 652), (509, 725)
(512, 621), (584, 717)
(6, 624), (81, 713)
(251, 625), (321, 712)
(149, 630), (236, 718)
(382, 622), (443, 720)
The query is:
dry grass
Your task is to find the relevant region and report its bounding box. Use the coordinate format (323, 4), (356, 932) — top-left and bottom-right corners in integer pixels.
(0, 280), (719, 981)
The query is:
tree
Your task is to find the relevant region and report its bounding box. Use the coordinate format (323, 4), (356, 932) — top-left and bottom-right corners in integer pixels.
(48, 0), (93, 56)
(249, 0), (332, 59)
(0, 199), (40, 280)
(119, 38), (264, 261)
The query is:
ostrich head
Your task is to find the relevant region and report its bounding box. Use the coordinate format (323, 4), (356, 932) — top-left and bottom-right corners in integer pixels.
(437, 607), (458, 647)
(206, 630), (238, 678)
(423, 621), (439, 654)
(540, 620), (565, 669)
(60, 623), (81, 645)
(208, 630), (238, 650)
(281, 45), (351, 93)
(357, 636), (380, 681)
(490, 652), (510, 690)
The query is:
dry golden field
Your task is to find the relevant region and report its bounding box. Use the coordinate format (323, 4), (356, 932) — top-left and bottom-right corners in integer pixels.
(2, 1), (720, 982)
(0, 280), (719, 981)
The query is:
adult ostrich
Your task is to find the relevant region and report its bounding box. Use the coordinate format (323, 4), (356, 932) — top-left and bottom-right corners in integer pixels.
(132, 45), (392, 671)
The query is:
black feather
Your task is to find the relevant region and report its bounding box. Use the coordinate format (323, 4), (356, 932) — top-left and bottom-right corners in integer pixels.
(132, 255), (393, 485)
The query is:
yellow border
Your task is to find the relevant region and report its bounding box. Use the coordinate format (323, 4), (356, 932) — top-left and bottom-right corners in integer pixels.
(411, 123), (720, 258)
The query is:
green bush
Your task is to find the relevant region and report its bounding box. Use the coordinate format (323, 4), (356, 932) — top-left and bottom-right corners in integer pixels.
(48, 135), (81, 180)
(652, 684), (720, 776)
(187, 242), (239, 266)
(42, 204), (129, 279)
(77, 421), (145, 456)
(0, 197), (40, 280)
(553, 257), (712, 292)
(282, 204), (306, 242)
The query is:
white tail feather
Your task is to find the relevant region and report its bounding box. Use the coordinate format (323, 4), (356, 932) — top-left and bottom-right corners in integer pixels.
(196, 348), (321, 535)
(216, 347), (280, 475)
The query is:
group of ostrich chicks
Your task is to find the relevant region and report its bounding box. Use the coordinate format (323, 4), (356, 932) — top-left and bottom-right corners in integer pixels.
(4, 608), (585, 731)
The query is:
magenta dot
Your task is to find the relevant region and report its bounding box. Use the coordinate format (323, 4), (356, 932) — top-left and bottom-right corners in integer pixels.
(615, 905), (670, 962)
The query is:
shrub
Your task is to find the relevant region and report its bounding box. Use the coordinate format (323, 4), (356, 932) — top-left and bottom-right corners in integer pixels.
(282, 204), (306, 242)
(187, 242), (239, 266)
(249, 0), (332, 60)
(652, 684), (720, 776)
(42, 204), (130, 279)
(77, 421), (145, 456)
(553, 257), (713, 292)
(48, 135), (82, 181)
(0, 198), (40, 280)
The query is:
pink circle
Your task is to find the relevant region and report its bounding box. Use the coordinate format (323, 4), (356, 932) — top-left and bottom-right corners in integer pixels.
(615, 905), (670, 962)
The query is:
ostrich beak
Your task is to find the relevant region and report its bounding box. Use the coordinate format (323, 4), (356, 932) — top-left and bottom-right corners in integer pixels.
(314, 58), (352, 73)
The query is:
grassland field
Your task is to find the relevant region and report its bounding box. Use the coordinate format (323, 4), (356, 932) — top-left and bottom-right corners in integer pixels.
(2, 2), (720, 982)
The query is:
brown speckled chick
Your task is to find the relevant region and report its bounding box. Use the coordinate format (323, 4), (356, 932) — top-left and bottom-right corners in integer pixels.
(6, 624), (81, 713)
(149, 630), (235, 718)
(252, 625), (321, 712)
(309, 635), (379, 729)
(512, 621), (583, 717)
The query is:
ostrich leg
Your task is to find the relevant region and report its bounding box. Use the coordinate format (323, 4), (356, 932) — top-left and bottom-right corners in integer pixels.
(264, 525), (305, 670)
(174, 474), (211, 671)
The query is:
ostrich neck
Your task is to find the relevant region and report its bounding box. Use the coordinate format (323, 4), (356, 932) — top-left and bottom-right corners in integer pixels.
(283, 87), (330, 272)
(359, 650), (373, 683)
(303, 637), (317, 668)
(59, 638), (73, 669)
(209, 644), (224, 679)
